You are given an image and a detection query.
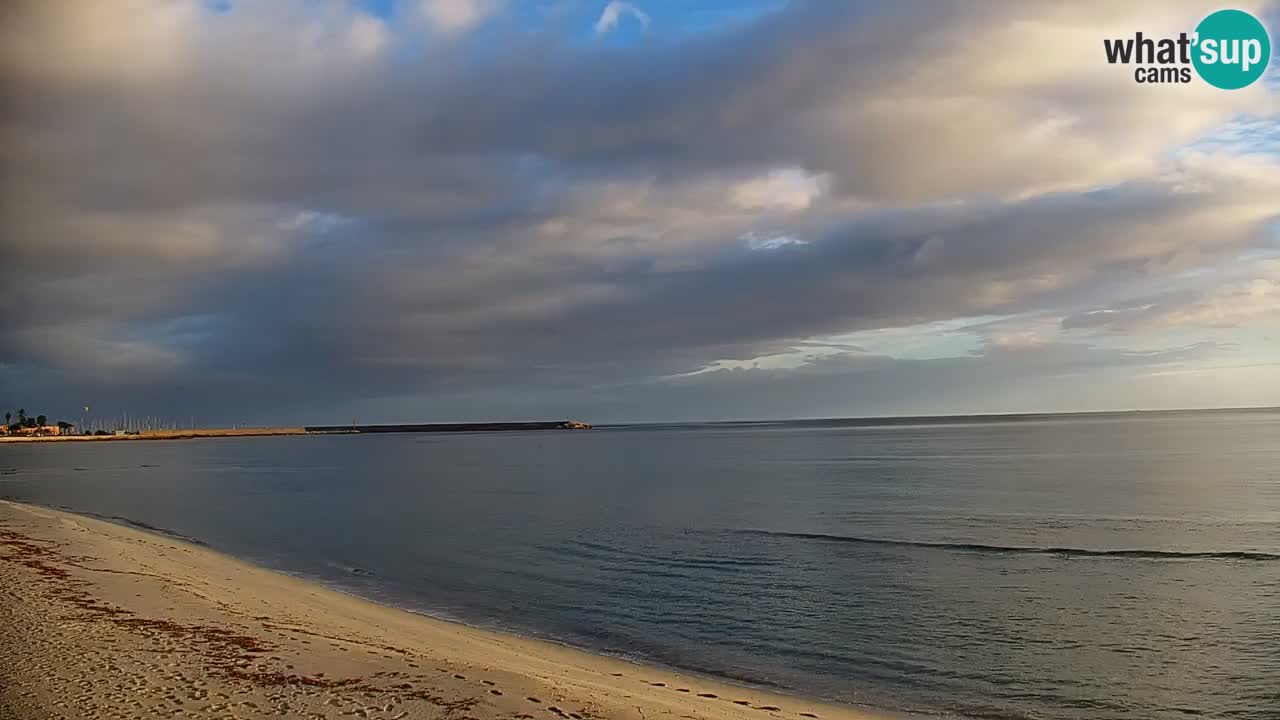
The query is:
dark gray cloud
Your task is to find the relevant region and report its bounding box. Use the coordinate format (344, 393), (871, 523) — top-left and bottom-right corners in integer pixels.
(2, 0), (1278, 424)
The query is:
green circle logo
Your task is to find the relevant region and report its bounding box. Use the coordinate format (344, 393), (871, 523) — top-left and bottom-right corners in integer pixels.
(1192, 9), (1271, 89)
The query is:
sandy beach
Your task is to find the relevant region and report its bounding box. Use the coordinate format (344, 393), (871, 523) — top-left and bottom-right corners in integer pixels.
(0, 500), (884, 720)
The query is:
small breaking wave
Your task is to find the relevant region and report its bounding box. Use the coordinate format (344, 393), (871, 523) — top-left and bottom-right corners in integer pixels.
(324, 560), (376, 577)
(61, 507), (209, 546)
(734, 529), (1279, 561)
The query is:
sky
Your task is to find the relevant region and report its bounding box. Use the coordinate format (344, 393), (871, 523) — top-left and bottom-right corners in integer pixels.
(1, 0), (1279, 425)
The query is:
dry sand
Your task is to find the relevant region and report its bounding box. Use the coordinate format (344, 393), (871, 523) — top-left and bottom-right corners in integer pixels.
(0, 500), (888, 720)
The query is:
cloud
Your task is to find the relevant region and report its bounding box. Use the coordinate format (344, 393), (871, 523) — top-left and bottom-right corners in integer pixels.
(740, 231), (809, 251)
(2, 0), (1279, 422)
(418, 0), (502, 35)
(346, 13), (392, 57)
(595, 1), (651, 35)
(1063, 259), (1280, 333)
(730, 168), (829, 211)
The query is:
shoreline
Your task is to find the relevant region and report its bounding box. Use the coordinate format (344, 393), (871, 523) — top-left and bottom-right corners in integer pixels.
(0, 427), (307, 442)
(0, 421), (590, 443)
(0, 500), (896, 720)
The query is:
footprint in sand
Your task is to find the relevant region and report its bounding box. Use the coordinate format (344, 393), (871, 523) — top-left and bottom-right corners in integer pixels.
(490, 689), (503, 696)
(755, 706), (781, 712)
(610, 672), (623, 677)
(482, 680), (496, 686)
(650, 682), (666, 687)
(800, 713), (819, 718)
(733, 700), (751, 706)
(526, 697), (541, 704)
(453, 674), (466, 680)
(676, 688), (690, 693)
(697, 693), (717, 698)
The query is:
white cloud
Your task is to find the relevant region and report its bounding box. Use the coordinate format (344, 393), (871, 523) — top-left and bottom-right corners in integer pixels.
(346, 13), (390, 58)
(277, 209), (348, 235)
(595, 1), (651, 35)
(730, 168), (829, 211)
(740, 231), (808, 251)
(419, 0), (501, 35)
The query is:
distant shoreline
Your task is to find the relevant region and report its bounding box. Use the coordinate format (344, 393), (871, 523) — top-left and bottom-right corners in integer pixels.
(0, 427), (307, 442)
(5, 405), (1276, 444)
(0, 420), (591, 443)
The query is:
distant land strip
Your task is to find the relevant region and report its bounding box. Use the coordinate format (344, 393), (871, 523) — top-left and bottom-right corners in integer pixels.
(0, 421), (591, 443)
(305, 421), (591, 433)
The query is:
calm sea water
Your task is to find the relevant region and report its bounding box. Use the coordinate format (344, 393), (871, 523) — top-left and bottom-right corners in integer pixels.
(3, 411), (1278, 720)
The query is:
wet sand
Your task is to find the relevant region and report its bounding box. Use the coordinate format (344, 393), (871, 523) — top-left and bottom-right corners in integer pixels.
(0, 500), (887, 720)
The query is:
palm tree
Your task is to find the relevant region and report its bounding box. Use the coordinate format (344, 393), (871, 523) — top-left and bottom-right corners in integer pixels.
(17, 408), (26, 425)
(3, 412), (9, 427)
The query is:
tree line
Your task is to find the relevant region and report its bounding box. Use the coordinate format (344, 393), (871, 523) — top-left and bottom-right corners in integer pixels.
(3, 408), (74, 434)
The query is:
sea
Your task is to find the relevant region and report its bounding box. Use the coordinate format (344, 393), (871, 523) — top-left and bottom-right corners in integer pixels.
(2, 409), (1278, 720)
